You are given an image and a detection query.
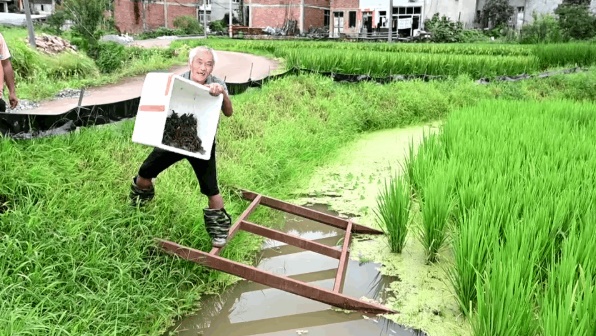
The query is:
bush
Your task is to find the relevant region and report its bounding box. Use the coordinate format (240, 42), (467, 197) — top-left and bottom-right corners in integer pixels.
(92, 41), (128, 73)
(554, 3), (596, 40)
(173, 16), (203, 35)
(520, 13), (567, 44)
(137, 27), (184, 40)
(424, 13), (465, 43)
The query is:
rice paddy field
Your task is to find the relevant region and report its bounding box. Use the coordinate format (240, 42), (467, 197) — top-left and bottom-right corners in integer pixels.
(1, 31), (596, 335)
(388, 98), (596, 335)
(171, 39), (596, 78)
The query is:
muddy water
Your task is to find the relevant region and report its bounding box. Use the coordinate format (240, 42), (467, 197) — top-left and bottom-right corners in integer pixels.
(167, 204), (426, 336)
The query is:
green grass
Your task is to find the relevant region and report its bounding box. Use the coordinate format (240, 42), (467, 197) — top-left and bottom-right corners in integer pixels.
(405, 99), (596, 335)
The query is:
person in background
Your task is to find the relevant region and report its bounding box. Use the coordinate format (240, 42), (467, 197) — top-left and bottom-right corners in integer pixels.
(129, 46), (234, 248)
(0, 33), (18, 112)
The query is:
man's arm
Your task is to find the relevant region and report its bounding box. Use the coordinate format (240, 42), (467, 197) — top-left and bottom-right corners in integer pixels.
(2, 59), (17, 105)
(221, 91), (233, 117)
(0, 34), (17, 108)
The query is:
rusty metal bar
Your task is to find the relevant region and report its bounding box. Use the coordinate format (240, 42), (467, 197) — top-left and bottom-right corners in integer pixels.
(157, 239), (395, 315)
(333, 220), (353, 293)
(241, 190), (383, 235)
(209, 195), (262, 255)
(240, 220), (342, 259)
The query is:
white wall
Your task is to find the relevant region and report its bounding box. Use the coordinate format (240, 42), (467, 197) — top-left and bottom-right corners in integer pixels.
(423, 0), (477, 27)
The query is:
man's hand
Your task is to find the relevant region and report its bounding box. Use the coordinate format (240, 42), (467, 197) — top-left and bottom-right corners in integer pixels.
(206, 83), (225, 97)
(9, 91), (17, 109)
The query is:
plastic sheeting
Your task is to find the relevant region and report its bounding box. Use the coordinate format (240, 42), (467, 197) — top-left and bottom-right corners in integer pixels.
(0, 66), (587, 140)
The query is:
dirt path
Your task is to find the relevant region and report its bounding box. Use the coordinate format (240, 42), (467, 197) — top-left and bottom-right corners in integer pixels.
(291, 123), (471, 336)
(14, 40), (280, 115)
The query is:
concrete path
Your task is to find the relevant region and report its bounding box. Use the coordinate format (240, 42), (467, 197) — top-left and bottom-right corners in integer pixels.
(15, 42), (280, 115)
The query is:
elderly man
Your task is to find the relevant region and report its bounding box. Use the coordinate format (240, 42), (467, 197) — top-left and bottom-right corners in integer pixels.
(0, 33), (18, 111)
(130, 46), (234, 248)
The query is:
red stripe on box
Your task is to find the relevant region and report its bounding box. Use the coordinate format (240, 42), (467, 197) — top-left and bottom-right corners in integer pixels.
(164, 74), (174, 95)
(139, 105), (165, 112)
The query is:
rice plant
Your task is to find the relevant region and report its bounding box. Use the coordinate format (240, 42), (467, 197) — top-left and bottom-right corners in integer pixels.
(282, 49), (540, 79)
(418, 171), (453, 263)
(408, 98), (596, 332)
(373, 173), (411, 253)
(447, 206), (497, 316)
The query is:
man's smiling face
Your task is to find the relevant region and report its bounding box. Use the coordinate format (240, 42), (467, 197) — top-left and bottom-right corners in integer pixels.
(190, 50), (215, 84)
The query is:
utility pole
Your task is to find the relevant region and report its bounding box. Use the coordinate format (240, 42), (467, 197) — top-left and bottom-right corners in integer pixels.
(23, 0), (36, 48)
(388, 0), (393, 42)
(203, 0), (207, 37)
(229, 0), (233, 38)
(164, 0), (168, 28)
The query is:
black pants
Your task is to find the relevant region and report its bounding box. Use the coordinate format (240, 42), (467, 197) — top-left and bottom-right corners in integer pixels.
(137, 142), (219, 197)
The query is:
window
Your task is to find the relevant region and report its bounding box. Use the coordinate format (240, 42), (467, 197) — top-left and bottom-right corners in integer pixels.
(349, 11), (356, 28)
(324, 10), (330, 27)
(198, 10), (211, 23)
(379, 11), (386, 28)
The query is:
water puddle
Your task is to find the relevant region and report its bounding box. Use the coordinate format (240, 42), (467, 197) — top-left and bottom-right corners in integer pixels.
(166, 204), (427, 336)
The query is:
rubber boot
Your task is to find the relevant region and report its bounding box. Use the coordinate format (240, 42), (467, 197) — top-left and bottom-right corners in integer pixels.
(203, 208), (232, 247)
(129, 176), (155, 206)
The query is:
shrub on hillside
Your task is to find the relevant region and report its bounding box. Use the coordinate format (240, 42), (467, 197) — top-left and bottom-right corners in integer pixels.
(5, 35), (98, 81)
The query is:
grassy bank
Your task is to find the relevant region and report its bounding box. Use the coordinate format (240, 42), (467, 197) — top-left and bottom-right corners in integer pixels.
(1, 28), (186, 101)
(373, 98), (596, 335)
(2, 68), (596, 334)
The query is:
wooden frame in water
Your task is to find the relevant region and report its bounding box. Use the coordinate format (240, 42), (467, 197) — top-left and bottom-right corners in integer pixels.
(156, 189), (396, 315)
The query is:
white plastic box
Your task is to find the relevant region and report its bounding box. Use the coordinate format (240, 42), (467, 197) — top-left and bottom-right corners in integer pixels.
(131, 72), (224, 160)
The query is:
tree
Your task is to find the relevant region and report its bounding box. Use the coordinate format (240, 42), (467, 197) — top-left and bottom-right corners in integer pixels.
(60, 0), (111, 55)
(554, 0), (596, 40)
(480, 0), (515, 29)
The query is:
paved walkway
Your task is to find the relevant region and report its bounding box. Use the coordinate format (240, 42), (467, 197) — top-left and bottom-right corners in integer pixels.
(16, 40), (280, 116)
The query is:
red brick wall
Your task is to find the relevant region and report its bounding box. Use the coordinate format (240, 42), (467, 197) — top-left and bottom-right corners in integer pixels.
(114, 0), (197, 34)
(304, 7), (326, 29)
(328, 0), (360, 35)
(250, 6), (300, 28)
(330, 0), (358, 9)
(305, 0), (330, 7)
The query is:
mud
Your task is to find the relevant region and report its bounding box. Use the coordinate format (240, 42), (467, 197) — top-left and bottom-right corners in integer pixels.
(161, 111), (205, 154)
(166, 204), (426, 336)
(291, 123), (472, 336)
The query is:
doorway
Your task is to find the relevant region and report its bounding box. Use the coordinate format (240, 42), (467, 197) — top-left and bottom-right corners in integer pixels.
(333, 11), (344, 37)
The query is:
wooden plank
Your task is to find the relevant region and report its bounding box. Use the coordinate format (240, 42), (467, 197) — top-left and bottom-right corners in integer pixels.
(333, 220), (353, 293)
(156, 239), (396, 315)
(241, 190), (384, 235)
(240, 220), (342, 259)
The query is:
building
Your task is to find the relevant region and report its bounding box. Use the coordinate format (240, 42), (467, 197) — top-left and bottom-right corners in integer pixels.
(112, 0), (596, 36)
(475, 0), (596, 29)
(0, 0), (55, 14)
(113, 0), (241, 34)
(327, 0), (476, 38)
(197, 0), (242, 26)
(245, 0), (330, 33)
